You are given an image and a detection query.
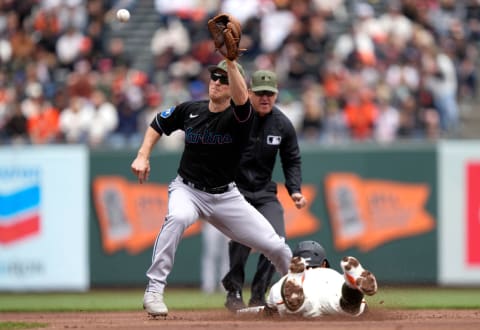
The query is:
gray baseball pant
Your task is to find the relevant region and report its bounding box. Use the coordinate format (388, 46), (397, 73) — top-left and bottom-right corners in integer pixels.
(145, 175), (292, 294)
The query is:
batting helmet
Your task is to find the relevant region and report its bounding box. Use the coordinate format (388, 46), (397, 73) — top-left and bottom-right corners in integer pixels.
(293, 240), (330, 268)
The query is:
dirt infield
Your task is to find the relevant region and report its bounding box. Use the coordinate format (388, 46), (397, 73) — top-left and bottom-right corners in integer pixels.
(2, 309), (480, 330)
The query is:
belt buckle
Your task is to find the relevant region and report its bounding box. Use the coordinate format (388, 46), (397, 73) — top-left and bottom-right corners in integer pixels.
(182, 178), (196, 189)
(213, 184), (229, 194)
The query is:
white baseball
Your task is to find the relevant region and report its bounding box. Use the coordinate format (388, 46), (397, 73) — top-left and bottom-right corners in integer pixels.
(116, 9), (130, 22)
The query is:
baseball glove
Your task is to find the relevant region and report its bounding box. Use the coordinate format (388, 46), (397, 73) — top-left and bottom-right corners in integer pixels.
(207, 13), (244, 61)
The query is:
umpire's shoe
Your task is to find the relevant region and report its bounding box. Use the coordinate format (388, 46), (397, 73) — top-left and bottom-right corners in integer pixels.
(248, 295), (266, 308)
(143, 291), (168, 317)
(225, 290), (246, 312)
(341, 256), (378, 296)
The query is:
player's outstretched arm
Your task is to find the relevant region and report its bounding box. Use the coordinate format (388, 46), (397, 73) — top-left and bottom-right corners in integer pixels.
(131, 126), (161, 184)
(207, 13), (248, 107)
(226, 59), (248, 106)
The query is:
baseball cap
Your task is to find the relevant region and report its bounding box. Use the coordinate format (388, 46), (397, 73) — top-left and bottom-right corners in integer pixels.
(208, 59), (245, 77)
(250, 70), (278, 93)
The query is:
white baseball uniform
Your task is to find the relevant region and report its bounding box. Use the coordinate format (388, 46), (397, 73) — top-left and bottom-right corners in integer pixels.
(266, 267), (367, 317)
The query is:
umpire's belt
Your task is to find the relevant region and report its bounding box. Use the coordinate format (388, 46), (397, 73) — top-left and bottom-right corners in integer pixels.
(181, 177), (235, 194)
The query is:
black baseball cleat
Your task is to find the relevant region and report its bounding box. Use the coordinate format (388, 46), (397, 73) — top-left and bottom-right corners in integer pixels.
(248, 295), (266, 307)
(225, 290), (246, 312)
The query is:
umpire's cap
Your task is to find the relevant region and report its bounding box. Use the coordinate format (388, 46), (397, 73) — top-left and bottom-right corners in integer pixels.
(293, 240), (330, 268)
(250, 70), (278, 93)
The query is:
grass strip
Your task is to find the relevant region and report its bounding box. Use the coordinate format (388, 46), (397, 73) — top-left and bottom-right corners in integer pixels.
(1, 287), (479, 312)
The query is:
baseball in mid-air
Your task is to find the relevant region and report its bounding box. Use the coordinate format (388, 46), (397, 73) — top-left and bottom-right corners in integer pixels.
(116, 9), (130, 22)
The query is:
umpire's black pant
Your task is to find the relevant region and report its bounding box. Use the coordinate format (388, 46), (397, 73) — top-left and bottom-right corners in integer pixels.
(222, 186), (285, 303)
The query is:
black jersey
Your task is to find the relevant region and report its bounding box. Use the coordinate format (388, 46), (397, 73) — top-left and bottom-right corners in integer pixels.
(235, 105), (302, 195)
(150, 100), (253, 188)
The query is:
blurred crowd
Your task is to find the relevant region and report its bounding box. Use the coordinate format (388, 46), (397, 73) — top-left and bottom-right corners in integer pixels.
(0, 0), (479, 149)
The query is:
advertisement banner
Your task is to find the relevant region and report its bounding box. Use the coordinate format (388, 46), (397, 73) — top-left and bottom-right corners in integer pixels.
(466, 163), (480, 265)
(325, 173), (434, 252)
(90, 146), (438, 286)
(439, 141), (480, 285)
(0, 146), (89, 291)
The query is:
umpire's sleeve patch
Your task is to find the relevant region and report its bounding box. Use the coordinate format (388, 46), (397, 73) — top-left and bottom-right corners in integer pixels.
(267, 135), (282, 145)
(160, 106), (176, 118)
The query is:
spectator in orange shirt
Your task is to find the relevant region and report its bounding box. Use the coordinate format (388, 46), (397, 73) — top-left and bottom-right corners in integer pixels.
(26, 85), (60, 144)
(27, 107), (60, 144)
(343, 88), (377, 140)
(33, 8), (61, 53)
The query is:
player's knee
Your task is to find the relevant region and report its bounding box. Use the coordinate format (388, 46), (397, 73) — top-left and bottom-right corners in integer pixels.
(165, 209), (195, 228)
(262, 242), (291, 275)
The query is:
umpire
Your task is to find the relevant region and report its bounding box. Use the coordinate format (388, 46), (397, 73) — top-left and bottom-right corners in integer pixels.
(222, 70), (307, 311)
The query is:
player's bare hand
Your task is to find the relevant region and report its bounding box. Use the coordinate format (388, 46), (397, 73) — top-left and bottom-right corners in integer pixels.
(131, 156), (150, 184)
(291, 193), (307, 209)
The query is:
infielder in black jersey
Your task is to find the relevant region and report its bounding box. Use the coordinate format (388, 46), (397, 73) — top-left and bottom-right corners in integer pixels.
(222, 70), (307, 311)
(130, 60), (292, 317)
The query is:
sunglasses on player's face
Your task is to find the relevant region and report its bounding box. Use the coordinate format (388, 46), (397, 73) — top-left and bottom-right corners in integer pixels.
(254, 90), (276, 97)
(210, 72), (229, 85)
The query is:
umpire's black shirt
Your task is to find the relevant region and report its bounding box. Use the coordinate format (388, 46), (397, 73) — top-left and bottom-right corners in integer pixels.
(235, 105), (302, 196)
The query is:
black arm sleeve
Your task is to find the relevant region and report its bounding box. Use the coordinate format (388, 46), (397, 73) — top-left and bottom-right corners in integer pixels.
(279, 116), (302, 195)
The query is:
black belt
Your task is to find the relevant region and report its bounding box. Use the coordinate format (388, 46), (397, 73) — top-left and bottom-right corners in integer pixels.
(181, 177), (233, 194)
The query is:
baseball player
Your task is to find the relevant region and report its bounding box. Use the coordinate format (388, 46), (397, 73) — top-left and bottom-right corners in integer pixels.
(222, 70), (307, 311)
(264, 240), (378, 318)
(131, 57), (292, 317)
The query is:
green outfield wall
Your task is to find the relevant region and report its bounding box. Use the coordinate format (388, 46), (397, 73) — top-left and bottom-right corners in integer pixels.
(89, 143), (438, 287)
